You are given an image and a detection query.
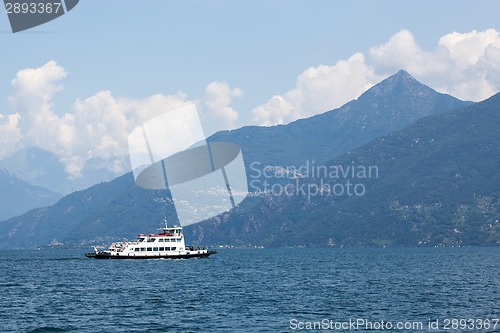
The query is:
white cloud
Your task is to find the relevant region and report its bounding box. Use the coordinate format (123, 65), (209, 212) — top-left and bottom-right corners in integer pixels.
(253, 28), (500, 126)
(369, 29), (446, 78)
(201, 81), (243, 136)
(439, 29), (500, 69)
(10, 60), (66, 110)
(2, 61), (243, 181)
(68, 91), (194, 177)
(369, 28), (500, 101)
(0, 113), (22, 157)
(7, 60), (75, 156)
(253, 53), (380, 126)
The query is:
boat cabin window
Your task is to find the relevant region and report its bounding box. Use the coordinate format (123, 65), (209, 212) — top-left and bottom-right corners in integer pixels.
(159, 247), (165, 251)
(171, 247), (176, 251)
(153, 247), (158, 251)
(176, 238), (181, 242)
(147, 247), (152, 251)
(164, 239), (170, 242)
(141, 248), (146, 251)
(138, 238), (145, 242)
(159, 239), (164, 242)
(147, 238), (156, 242)
(134, 248), (140, 252)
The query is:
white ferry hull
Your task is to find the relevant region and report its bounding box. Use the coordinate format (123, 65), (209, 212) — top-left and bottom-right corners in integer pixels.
(85, 249), (217, 259)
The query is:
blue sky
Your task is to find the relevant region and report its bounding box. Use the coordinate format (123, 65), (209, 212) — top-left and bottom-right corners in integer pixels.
(0, 0), (499, 186)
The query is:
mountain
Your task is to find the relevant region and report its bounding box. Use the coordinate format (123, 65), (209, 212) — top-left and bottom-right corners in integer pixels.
(209, 70), (470, 169)
(0, 147), (67, 193)
(0, 71), (479, 248)
(186, 92), (500, 247)
(0, 147), (126, 194)
(0, 168), (63, 221)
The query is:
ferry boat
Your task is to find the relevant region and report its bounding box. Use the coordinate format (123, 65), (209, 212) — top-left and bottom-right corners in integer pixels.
(85, 223), (216, 259)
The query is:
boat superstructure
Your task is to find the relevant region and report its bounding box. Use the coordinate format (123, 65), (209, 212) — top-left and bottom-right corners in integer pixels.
(85, 224), (216, 259)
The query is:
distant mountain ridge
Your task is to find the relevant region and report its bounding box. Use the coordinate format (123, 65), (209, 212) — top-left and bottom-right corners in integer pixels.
(0, 147), (68, 194)
(0, 168), (62, 221)
(0, 70), (489, 249)
(0, 147), (125, 194)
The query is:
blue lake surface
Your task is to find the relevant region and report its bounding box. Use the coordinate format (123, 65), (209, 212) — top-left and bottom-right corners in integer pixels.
(0, 247), (499, 332)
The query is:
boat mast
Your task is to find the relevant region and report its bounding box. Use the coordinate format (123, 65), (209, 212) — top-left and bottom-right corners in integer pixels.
(140, 124), (181, 226)
(160, 159), (181, 226)
(163, 215), (168, 229)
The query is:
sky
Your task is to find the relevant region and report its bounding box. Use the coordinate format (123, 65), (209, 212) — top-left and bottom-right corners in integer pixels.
(0, 0), (499, 186)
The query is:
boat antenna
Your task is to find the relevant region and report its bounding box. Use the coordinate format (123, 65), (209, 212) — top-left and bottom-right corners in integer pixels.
(163, 214), (168, 229)
(160, 160), (181, 225)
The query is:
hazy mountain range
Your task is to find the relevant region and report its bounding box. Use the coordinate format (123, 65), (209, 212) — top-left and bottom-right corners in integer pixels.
(0, 147), (122, 195)
(1, 70), (498, 248)
(0, 168), (62, 221)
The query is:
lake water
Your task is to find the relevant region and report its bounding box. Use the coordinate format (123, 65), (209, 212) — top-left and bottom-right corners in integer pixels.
(0, 247), (498, 332)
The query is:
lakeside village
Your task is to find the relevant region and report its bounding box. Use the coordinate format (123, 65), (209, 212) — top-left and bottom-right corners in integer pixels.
(248, 161), (379, 200)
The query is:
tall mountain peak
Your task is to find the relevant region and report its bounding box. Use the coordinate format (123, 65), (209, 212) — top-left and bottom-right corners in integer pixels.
(359, 69), (435, 100)
(394, 69), (415, 79)
(346, 69), (470, 130)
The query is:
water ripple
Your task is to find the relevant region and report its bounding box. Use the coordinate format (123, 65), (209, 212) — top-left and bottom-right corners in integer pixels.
(0, 247), (498, 332)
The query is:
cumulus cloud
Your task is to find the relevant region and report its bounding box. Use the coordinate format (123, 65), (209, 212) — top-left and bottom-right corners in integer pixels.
(0, 113), (22, 157)
(10, 60), (66, 110)
(253, 53), (380, 126)
(7, 60), (74, 156)
(1, 61), (243, 181)
(200, 81), (243, 136)
(71, 82), (243, 176)
(369, 29), (445, 77)
(253, 28), (500, 126)
(60, 90), (197, 177)
(370, 28), (500, 101)
(438, 29), (500, 69)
